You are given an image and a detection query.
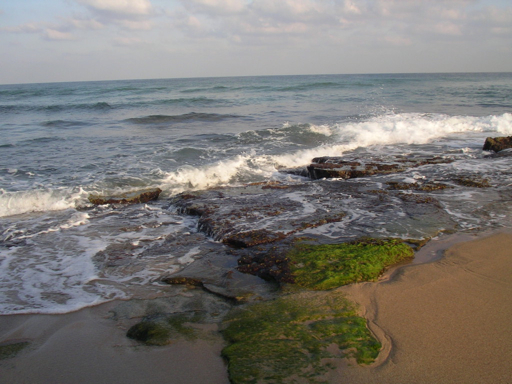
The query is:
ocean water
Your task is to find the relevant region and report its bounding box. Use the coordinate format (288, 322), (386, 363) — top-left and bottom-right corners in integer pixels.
(1, 72), (512, 314)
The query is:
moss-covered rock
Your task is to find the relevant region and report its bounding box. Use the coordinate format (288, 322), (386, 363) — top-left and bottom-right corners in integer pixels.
(0, 341), (30, 360)
(221, 291), (381, 384)
(287, 238), (414, 290)
(127, 312), (204, 346)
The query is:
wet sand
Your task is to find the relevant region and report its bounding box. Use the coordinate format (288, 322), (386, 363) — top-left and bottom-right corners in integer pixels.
(0, 303), (230, 384)
(1, 232), (511, 384)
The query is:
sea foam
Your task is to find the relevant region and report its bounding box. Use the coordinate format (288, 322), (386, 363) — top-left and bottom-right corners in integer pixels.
(0, 187), (87, 218)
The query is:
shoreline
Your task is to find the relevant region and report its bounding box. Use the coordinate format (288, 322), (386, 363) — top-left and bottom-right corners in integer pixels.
(1, 229), (511, 383)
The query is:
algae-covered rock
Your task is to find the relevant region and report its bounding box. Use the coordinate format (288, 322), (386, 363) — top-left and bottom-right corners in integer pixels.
(0, 341), (30, 360)
(127, 312), (204, 346)
(287, 238), (414, 290)
(88, 188), (162, 205)
(221, 291), (381, 384)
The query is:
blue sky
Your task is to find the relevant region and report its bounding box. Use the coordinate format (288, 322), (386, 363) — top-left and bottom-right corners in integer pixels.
(1, 0), (511, 84)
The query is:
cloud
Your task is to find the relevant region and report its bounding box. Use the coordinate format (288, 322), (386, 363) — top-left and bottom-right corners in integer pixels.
(183, 0), (247, 15)
(168, 0), (512, 47)
(2, 23), (42, 34)
(75, 0), (153, 18)
(73, 0), (156, 30)
(44, 29), (75, 41)
(70, 18), (104, 30)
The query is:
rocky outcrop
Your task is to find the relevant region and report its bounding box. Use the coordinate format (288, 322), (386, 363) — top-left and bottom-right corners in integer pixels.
(304, 155), (453, 180)
(88, 188), (162, 205)
(483, 136), (512, 152)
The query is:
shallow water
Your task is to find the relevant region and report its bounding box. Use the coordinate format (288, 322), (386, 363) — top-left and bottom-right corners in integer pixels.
(1, 73), (512, 314)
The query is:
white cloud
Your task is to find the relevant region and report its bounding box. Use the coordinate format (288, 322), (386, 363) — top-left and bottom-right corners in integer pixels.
(76, 0), (153, 17)
(2, 23), (42, 34)
(73, 0), (156, 30)
(184, 0), (246, 15)
(44, 29), (75, 40)
(70, 18), (104, 30)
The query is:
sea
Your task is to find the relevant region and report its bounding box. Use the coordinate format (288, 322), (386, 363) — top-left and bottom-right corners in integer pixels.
(1, 72), (512, 315)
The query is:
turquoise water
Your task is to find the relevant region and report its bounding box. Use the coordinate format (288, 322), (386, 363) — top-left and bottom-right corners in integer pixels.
(1, 73), (512, 314)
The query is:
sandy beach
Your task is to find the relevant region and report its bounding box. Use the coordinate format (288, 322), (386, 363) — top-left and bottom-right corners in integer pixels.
(337, 231), (512, 384)
(1, 231), (511, 384)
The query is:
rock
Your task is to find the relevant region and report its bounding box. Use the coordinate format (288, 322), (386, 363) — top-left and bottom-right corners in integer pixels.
(236, 237), (414, 288)
(221, 291), (381, 384)
(161, 276), (204, 286)
(386, 181), (451, 191)
(88, 188), (162, 205)
(223, 229), (287, 248)
(304, 155), (453, 180)
(453, 177), (490, 188)
(127, 312), (205, 346)
(172, 183), (347, 244)
(483, 136), (512, 152)
(0, 341), (30, 360)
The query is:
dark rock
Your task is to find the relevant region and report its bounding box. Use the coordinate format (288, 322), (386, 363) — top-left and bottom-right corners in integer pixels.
(223, 229), (287, 248)
(483, 136), (512, 152)
(88, 188), (162, 205)
(161, 276), (204, 286)
(305, 156), (453, 180)
(386, 181), (451, 191)
(172, 183), (347, 244)
(454, 177), (491, 188)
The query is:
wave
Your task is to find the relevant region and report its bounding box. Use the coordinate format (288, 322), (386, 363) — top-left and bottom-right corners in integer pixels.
(159, 113), (512, 193)
(0, 102), (112, 114)
(276, 81), (344, 92)
(181, 86), (230, 94)
(151, 97), (231, 107)
(126, 112), (242, 124)
(41, 120), (90, 128)
(0, 188), (87, 218)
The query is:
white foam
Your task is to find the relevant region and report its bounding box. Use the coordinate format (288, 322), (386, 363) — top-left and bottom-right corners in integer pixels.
(177, 246), (201, 264)
(309, 124), (333, 136)
(161, 153), (269, 195)
(0, 187), (87, 218)
(271, 113), (512, 168)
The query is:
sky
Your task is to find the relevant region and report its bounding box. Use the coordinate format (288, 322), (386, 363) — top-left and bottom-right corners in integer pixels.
(1, 0), (511, 84)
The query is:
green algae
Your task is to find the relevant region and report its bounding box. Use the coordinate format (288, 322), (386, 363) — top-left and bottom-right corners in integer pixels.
(0, 341), (30, 360)
(127, 312), (205, 346)
(221, 291), (381, 383)
(287, 238), (414, 290)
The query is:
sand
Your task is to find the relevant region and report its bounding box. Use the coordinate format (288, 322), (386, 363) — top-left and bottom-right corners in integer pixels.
(1, 232), (511, 384)
(336, 231), (512, 384)
(0, 303), (230, 384)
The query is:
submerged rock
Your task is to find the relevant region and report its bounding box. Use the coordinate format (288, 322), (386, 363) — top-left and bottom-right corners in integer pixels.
(454, 177), (491, 188)
(483, 136), (512, 152)
(0, 341), (30, 360)
(221, 291), (381, 384)
(172, 182), (348, 244)
(88, 188), (162, 205)
(127, 312), (205, 346)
